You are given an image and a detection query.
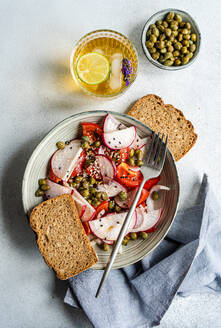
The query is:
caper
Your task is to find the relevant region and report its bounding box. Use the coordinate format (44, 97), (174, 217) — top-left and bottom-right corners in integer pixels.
(184, 34), (191, 40)
(156, 41), (165, 49)
(182, 56), (190, 65)
(128, 157), (135, 166)
(152, 52), (160, 60)
(146, 29), (152, 37)
(170, 23), (178, 31)
(150, 34), (157, 43)
(175, 14), (182, 23)
(190, 44), (196, 52)
(152, 191), (159, 200)
(169, 34), (175, 42)
(103, 244), (109, 252)
(174, 42), (182, 50)
(130, 232), (137, 240)
(88, 177), (95, 185)
(182, 40), (189, 47)
(167, 45), (174, 52)
(89, 187), (97, 195)
(35, 189), (44, 197)
(136, 159), (143, 166)
(81, 141), (90, 149)
(152, 27), (160, 36)
(164, 52), (173, 60)
(156, 19), (162, 26)
(39, 178), (47, 186)
(149, 24), (156, 29)
(185, 22), (191, 29)
(94, 141), (100, 148)
(56, 141), (65, 150)
(166, 12), (175, 22)
(182, 28), (189, 35)
(108, 201), (115, 210)
(70, 182), (77, 188)
(122, 238), (128, 246)
(191, 33), (197, 42)
(164, 59), (174, 66)
(173, 50), (180, 57)
(119, 191), (127, 201)
(180, 21), (185, 28)
(158, 25), (165, 33)
(172, 30), (178, 37)
(159, 34), (166, 41)
(162, 21), (168, 28)
(149, 47), (157, 54)
(181, 46), (188, 54)
(160, 48), (167, 54)
(141, 231), (148, 239)
(165, 40), (172, 47)
(87, 199), (92, 204)
(174, 58), (181, 66)
(80, 189), (89, 198)
(92, 199), (101, 207)
(129, 148), (135, 158)
(74, 176), (82, 184)
(40, 184), (50, 191)
(102, 192), (108, 201)
(96, 192), (102, 200)
(178, 33), (183, 41)
(82, 135), (90, 142)
(82, 180), (90, 189)
(189, 40), (193, 45)
(159, 55), (166, 63)
(115, 205), (121, 213)
(187, 52), (193, 59)
(135, 149), (142, 159)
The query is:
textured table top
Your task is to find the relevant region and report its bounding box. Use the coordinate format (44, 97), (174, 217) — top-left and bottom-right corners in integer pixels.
(1, 0), (221, 327)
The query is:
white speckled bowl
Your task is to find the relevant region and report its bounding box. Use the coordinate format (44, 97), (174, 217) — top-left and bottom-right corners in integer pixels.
(22, 111), (179, 269)
(142, 9), (201, 70)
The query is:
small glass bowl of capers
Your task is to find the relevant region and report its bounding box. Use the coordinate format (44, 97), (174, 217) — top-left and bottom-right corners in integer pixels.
(141, 9), (201, 70)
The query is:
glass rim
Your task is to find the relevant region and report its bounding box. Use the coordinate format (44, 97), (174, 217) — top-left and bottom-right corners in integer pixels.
(70, 29), (139, 98)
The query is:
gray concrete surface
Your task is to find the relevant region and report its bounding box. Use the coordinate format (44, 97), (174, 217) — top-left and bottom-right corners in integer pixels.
(1, 0), (221, 327)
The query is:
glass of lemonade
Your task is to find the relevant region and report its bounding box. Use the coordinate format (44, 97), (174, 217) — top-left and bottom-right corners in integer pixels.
(70, 30), (138, 98)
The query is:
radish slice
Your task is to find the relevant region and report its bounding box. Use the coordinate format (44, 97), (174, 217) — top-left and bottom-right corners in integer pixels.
(103, 126), (136, 150)
(115, 188), (137, 209)
(103, 114), (126, 132)
(45, 179), (86, 219)
(130, 135), (151, 150)
(146, 185), (170, 212)
(50, 139), (83, 182)
(97, 180), (126, 197)
(95, 155), (116, 183)
(101, 239), (114, 245)
(89, 211), (137, 241)
(72, 188), (96, 222)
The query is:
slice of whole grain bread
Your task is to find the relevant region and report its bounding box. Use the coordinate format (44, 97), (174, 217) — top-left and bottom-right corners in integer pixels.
(30, 194), (98, 280)
(128, 94), (197, 161)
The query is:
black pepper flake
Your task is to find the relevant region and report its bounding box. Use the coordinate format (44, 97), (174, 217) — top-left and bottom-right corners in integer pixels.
(100, 224), (103, 227)
(113, 138), (115, 140)
(108, 141), (111, 144)
(70, 147), (72, 149)
(119, 141), (121, 144)
(59, 167), (61, 170)
(117, 221), (120, 224)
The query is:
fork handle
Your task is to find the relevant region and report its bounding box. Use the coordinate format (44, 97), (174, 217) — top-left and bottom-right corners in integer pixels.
(95, 178), (146, 298)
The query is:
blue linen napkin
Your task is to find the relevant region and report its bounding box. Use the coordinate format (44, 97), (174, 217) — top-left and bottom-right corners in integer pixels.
(64, 175), (221, 328)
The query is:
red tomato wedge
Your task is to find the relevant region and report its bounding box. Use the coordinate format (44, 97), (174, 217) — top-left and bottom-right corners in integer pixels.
(69, 150), (86, 179)
(96, 201), (109, 217)
(82, 222), (91, 235)
(82, 122), (103, 143)
(144, 176), (161, 190)
(116, 163), (143, 188)
(119, 147), (130, 163)
(137, 188), (149, 206)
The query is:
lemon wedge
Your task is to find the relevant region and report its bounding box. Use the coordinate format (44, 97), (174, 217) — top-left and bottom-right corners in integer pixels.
(76, 52), (110, 85)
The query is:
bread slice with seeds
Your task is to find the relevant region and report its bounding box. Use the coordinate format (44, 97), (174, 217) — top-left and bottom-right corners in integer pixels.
(128, 94), (197, 161)
(30, 194), (98, 280)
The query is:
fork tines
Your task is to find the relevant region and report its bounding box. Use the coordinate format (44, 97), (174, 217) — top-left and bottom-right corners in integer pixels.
(146, 132), (168, 168)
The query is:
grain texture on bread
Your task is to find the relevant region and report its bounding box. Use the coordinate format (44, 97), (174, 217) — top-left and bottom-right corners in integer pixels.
(128, 94), (197, 161)
(30, 194), (98, 279)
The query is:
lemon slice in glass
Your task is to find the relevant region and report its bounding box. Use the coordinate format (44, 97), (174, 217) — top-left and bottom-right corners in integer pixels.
(76, 52), (110, 85)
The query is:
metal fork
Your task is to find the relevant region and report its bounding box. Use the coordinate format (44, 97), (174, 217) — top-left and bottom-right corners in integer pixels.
(95, 131), (168, 298)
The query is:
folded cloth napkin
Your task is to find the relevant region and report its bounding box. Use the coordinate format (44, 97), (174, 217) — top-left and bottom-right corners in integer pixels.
(64, 175), (221, 328)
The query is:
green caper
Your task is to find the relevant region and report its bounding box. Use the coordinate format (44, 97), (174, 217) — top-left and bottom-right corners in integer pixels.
(119, 191), (127, 201)
(149, 47), (156, 54)
(173, 50), (180, 57)
(167, 45), (174, 52)
(82, 180), (90, 189)
(81, 135), (90, 142)
(185, 22), (191, 29)
(164, 59), (174, 66)
(40, 184), (50, 191)
(169, 34), (175, 42)
(152, 52), (160, 60)
(135, 149), (142, 159)
(108, 201), (115, 210)
(182, 40), (189, 47)
(174, 42), (182, 50)
(187, 52), (193, 59)
(166, 12), (175, 22)
(92, 199), (101, 207)
(156, 40), (165, 49)
(80, 189), (89, 198)
(130, 232), (137, 240)
(103, 244), (109, 252)
(190, 44), (196, 52)
(87, 199), (92, 204)
(174, 58), (181, 66)
(181, 46), (188, 54)
(102, 192), (108, 201)
(159, 34), (166, 41)
(191, 33), (197, 42)
(164, 52), (173, 60)
(152, 27), (160, 36)
(149, 24), (156, 29)
(128, 157), (135, 166)
(183, 34), (191, 40)
(81, 141), (90, 149)
(182, 56), (190, 65)
(175, 14), (182, 23)
(162, 21), (168, 28)
(159, 55), (166, 63)
(180, 21), (185, 28)
(172, 30), (178, 37)
(156, 19), (162, 26)
(39, 178), (47, 186)
(122, 238), (128, 246)
(94, 141), (100, 148)
(165, 40), (172, 47)
(70, 182), (77, 188)
(146, 41), (154, 49)
(170, 23), (178, 31)
(189, 40), (193, 45)
(88, 177), (95, 185)
(115, 205), (121, 213)
(129, 148), (135, 157)
(89, 187), (97, 195)
(182, 28), (189, 35)
(152, 191), (159, 200)
(141, 232), (148, 240)
(146, 29), (152, 37)
(35, 189), (44, 197)
(96, 192), (102, 200)
(74, 176), (82, 184)
(150, 34), (157, 43)
(158, 25), (165, 33)
(56, 141), (65, 150)
(178, 33), (183, 41)
(160, 48), (167, 54)
(125, 234), (130, 240)
(137, 160), (144, 166)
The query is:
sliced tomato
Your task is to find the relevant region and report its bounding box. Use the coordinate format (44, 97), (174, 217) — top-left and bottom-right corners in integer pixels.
(145, 226), (156, 233)
(144, 176), (161, 190)
(69, 150), (86, 179)
(119, 147), (130, 163)
(137, 188), (149, 206)
(82, 222), (91, 235)
(116, 162), (143, 188)
(96, 201), (108, 217)
(82, 122), (103, 143)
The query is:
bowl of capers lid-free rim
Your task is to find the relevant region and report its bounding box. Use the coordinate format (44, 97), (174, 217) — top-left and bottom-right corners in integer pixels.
(141, 9), (201, 70)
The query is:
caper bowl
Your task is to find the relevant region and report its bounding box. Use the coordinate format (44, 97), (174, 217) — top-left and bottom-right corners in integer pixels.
(141, 9), (201, 70)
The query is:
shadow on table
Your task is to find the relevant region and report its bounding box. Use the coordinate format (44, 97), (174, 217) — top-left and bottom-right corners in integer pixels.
(1, 136), (42, 256)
